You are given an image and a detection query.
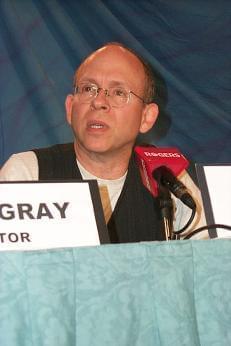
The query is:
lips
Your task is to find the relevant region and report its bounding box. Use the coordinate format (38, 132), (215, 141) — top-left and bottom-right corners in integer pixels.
(87, 120), (108, 129)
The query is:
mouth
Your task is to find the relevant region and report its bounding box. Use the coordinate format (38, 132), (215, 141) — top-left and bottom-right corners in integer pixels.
(89, 124), (104, 129)
(87, 120), (108, 130)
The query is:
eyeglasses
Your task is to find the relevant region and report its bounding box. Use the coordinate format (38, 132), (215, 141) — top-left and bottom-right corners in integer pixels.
(73, 83), (146, 108)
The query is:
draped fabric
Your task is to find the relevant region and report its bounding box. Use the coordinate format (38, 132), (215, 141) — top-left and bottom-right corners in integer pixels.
(0, 239), (231, 345)
(0, 1), (230, 166)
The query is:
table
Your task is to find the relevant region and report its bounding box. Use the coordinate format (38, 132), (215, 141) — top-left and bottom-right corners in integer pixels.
(0, 239), (231, 345)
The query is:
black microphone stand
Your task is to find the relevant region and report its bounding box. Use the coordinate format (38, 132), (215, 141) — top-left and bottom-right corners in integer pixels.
(156, 177), (175, 241)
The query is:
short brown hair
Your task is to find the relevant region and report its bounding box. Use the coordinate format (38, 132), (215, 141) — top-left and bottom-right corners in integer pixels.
(74, 42), (156, 104)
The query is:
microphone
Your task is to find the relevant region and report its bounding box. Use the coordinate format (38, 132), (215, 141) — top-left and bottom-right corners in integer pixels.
(135, 145), (196, 210)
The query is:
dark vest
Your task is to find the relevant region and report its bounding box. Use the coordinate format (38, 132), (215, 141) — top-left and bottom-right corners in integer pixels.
(33, 143), (165, 243)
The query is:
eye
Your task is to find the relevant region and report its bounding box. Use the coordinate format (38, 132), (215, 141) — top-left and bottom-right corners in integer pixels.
(81, 84), (96, 94)
(112, 88), (128, 98)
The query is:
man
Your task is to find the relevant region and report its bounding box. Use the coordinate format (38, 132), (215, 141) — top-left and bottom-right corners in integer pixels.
(0, 43), (206, 241)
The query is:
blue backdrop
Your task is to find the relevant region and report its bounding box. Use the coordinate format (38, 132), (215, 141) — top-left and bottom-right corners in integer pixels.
(0, 0), (230, 166)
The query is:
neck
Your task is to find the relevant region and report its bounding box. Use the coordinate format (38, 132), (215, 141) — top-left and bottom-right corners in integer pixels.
(74, 142), (132, 179)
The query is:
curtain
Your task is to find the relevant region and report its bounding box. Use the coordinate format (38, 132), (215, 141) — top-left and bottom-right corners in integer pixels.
(0, 0), (230, 166)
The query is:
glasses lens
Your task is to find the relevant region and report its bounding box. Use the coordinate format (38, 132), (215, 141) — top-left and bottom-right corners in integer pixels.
(76, 83), (97, 102)
(109, 87), (129, 107)
(75, 84), (130, 107)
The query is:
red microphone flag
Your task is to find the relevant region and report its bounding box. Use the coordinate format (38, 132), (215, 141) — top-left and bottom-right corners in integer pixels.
(135, 146), (189, 197)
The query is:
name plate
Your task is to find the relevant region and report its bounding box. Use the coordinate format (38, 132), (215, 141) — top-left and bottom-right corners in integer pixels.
(196, 164), (231, 238)
(0, 180), (109, 251)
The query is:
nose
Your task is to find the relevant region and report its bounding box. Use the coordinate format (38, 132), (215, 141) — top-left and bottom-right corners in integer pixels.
(91, 88), (110, 111)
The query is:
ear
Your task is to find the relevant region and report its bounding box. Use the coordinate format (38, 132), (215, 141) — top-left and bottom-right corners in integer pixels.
(65, 94), (74, 125)
(139, 103), (159, 133)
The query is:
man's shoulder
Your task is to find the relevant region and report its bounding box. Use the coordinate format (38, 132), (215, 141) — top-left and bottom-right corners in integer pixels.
(0, 151), (38, 180)
(32, 142), (78, 180)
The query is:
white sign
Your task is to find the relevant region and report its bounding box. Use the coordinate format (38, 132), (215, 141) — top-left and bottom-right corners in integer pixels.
(0, 181), (108, 251)
(196, 164), (231, 238)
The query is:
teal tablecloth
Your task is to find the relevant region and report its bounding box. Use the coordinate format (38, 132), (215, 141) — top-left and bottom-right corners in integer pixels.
(0, 239), (231, 346)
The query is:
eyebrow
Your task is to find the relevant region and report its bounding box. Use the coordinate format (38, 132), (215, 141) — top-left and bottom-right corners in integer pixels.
(78, 78), (130, 89)
(78, 78), (97, 85)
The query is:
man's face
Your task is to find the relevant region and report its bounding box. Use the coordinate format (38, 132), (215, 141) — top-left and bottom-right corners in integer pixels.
(65, 45), (158, 158)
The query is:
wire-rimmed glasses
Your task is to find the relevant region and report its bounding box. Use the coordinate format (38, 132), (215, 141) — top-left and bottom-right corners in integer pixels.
(73, 83), (146, 108)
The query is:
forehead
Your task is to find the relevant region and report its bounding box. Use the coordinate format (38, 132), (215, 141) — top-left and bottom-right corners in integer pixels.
(75, 46), (146, 90)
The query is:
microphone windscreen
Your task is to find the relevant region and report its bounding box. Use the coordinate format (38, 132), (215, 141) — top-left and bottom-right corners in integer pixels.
(135, 145), (189, 197)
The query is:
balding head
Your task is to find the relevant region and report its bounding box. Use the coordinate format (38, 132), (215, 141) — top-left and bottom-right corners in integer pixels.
(74, 43), (156, 104)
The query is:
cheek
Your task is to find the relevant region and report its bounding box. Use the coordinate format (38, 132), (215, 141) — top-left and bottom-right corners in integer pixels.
(115, 114), (142, 141)
(69, 103), (87, 124)
(66, 105), (82, 135)
(121, 105), (143, 129)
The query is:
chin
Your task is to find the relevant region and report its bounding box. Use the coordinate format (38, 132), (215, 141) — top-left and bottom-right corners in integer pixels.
(83, 136), (112, 149)
(84, 142), (111, 154)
